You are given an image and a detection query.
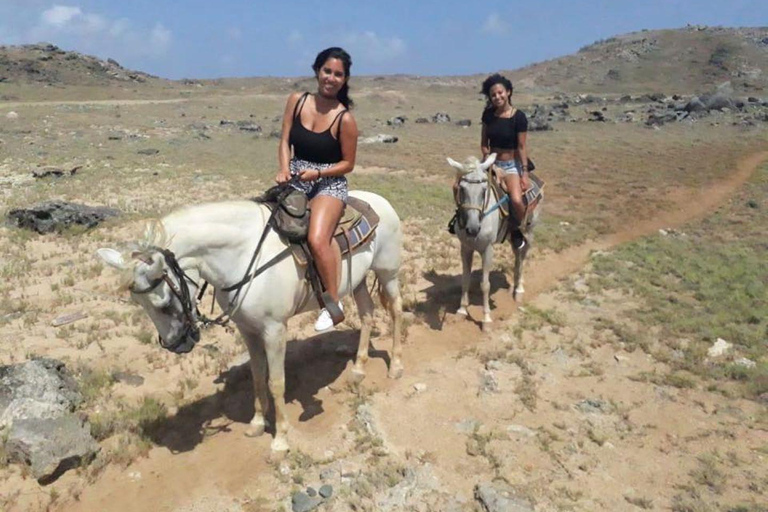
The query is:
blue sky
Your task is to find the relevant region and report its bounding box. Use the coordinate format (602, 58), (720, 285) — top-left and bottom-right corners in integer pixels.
(0, 1), (766, 79)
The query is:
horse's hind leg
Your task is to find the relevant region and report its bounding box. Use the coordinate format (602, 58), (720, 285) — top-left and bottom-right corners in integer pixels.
(350, 278), (374, 383)
(242, 331), (269, 438)
(263, 320), (290, 452)
(457, 245), (473, 316)
(377, 269), (403, 379)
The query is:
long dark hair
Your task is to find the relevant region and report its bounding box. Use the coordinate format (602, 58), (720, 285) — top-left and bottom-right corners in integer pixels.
(312, 47), (354, 109)
(480, 73), (513, 111)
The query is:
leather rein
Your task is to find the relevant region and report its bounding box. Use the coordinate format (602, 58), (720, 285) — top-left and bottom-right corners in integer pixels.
(130, 206), (292, 351)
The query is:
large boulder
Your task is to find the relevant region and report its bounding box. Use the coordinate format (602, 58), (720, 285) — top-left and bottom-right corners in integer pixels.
(702, 94), (736, 111)
(474, 481), (534, 512)
(0, 359), (99, 483)
(0, 358), (81, 429)
(6, 415), (99, 483)
(6, 201), (119, 234)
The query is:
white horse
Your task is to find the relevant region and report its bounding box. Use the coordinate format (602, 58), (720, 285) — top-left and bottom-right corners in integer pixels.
(447, 154), (539, 329)
(97, 191), (403, 452)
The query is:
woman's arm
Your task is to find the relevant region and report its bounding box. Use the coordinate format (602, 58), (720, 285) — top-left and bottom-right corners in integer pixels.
(517, 130), (529, 190)
(480, 124), (490, 160)
(276, 92), (303, 183)
(303, 113), (358, 180)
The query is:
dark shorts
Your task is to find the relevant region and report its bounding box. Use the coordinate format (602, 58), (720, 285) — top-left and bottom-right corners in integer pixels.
(289, 158), (348, 203)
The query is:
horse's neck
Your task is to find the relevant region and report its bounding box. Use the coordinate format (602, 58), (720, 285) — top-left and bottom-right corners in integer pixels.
(162, 202), (271, 287)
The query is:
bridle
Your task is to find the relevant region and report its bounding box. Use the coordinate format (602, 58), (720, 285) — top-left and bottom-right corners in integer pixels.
(129, 202), (294, 352)
(456, 172), (492, 223)
(130, 248), (202, 352)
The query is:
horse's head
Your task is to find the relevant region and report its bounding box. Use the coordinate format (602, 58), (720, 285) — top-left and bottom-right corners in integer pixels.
(447, 153), (496, 237)
(96, 222), (200, 354)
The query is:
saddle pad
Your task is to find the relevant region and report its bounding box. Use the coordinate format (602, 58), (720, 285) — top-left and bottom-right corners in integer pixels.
(489, 165), (545, 210)
(290, 196), (379, 266)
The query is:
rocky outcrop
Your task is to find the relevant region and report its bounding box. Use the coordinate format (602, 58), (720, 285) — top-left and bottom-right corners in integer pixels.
(6, 201), (119, 234)
(1, 359), (99, 483)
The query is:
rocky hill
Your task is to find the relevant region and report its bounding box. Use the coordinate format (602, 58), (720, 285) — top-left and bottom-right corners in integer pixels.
(506, 25), (768, 95)
(0, 43), (159, 86)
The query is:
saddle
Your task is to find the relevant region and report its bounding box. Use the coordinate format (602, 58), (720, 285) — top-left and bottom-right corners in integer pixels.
(288, 196), (379, 266)
(253, 191), (379, 320)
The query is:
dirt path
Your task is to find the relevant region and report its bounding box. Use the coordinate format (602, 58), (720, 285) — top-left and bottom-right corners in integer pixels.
(2, 98), (190, 109)
(62, 151), (768, 512)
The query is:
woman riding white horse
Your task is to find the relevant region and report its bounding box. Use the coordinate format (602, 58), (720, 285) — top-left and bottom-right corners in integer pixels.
(97, 192), (403, 453)
(448, 153), (538, 329)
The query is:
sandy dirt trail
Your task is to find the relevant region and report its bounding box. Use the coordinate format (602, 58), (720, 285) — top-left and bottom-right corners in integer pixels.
(63, 151), (767, 512)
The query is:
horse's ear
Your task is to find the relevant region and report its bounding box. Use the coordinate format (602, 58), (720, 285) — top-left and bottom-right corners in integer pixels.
(96, 248), (127, 269)
(481, 153), (497, 170)
(446, 158), (465, 172)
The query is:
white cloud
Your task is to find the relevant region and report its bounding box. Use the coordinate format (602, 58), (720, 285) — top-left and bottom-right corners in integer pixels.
(150, 23), (172, 51)
(342, 31), (406, 63)
(482, 13), (509, 36)
(41, 5), (82, 27)
(26, 6), (172, 60)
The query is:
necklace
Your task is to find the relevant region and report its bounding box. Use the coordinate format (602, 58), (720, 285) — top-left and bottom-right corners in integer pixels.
(495, 105), (513, 118)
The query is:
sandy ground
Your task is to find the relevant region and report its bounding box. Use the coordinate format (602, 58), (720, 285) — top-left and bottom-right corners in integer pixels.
(0, 87), (766, 511)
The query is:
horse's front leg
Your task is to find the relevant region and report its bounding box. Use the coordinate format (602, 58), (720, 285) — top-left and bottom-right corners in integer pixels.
(350, 280), (374, 383)
(481, 244), (494, 329)
(457, 244), (473, 317)
(241, 331), (269, 438)
(263, 320), (290, 452)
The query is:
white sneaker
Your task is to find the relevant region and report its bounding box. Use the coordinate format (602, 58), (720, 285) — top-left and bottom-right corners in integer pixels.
(315, 302), (343, 332)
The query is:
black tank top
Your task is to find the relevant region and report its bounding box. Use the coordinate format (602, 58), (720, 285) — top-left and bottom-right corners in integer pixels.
(289, 93), (347, 164)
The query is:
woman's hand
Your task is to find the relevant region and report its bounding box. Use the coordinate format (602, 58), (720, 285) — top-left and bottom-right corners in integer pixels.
(299, 169), (321, 182)
(521, 172), (531, 192)
(275, 170), (291, 184)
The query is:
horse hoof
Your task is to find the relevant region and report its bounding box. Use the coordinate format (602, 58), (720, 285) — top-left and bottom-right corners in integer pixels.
(482, 320), (493, 332)
(513, 289), (525, 301)
(245, 422), (265, 438)
(388, 363), (404, 380)
(349, 368), (366, 384)
(456, 307), (468, 317)
(271, 437), (290, 454)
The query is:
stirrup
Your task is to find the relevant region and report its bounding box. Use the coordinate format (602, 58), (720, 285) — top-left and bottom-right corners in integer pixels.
(321, 291), (345, 325)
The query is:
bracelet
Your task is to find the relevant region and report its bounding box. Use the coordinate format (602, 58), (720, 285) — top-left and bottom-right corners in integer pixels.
(317, 169), (323, 179)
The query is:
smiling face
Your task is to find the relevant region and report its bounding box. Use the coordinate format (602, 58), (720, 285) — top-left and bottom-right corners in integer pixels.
(316, 57), (347, 99)
(488, 83), (511, 110)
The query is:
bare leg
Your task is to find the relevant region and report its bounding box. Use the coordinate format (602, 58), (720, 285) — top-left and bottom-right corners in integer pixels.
(503, 173), (526, 226)
(308, 195), (345, 303)
(457, 245), (473, 316)
(350, 280), (374, 383)
(481, 244), (494, 328)
(378, 270), (403, 379)
(242, 331), (269, 437)
(262, 320), (289, 452)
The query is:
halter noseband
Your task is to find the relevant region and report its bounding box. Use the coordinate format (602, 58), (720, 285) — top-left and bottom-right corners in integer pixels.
(457, 172), (492, 217)
(130, 248), (201, 352)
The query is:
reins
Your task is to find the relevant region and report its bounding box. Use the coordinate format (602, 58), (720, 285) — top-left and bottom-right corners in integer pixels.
(134, 185), (297, 341)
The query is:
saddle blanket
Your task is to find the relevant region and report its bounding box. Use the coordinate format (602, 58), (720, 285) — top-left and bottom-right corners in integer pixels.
(291, 196), (379, 266)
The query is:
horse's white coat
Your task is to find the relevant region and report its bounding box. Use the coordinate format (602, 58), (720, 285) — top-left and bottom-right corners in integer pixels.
(448, 154), (539, 328)
(99, 191), (403, 452)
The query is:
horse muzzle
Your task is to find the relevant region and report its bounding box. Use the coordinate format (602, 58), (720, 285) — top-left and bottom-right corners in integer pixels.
(159, 324), (200, 354)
